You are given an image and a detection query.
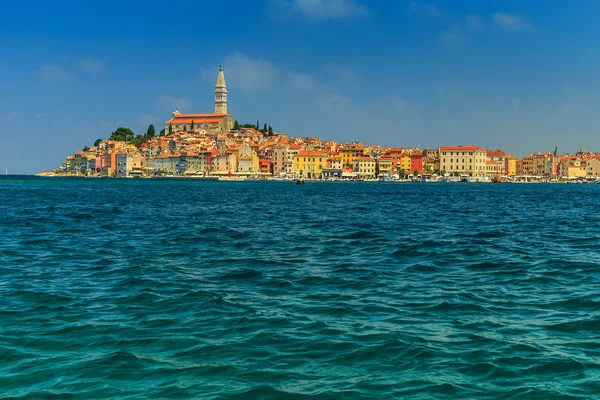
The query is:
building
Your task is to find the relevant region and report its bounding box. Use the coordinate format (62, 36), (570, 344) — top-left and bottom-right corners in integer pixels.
(559, 157), (586, 178)
(272, 145), (287, 175)
(164, 66), (234, 133)
(323, 157), (343, 179)
(293, 150), (327, 179)
(212, 153), (237, 174)
(505, 155), (517, 176)
(438, 146), (487, 177)
(486, 150), (507, 176)
(521, 154), (535, 176)
(377, 156), (393, 177)
(185, 152), (213, 175)
(485, 160), (503, 178)
(353, 157), (377, 179)
(286, 144), (301, 175)
(339, 143), (364, 168)
(410, 150), (423, 174)
(586, 157), (600, 178)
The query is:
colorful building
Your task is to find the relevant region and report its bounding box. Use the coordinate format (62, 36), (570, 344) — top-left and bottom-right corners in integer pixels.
(293, 150), (327, 179)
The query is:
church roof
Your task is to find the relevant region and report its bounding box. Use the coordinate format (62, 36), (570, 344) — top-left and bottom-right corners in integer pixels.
(166, 113), (231, 125)
(172, 113), (231, 118)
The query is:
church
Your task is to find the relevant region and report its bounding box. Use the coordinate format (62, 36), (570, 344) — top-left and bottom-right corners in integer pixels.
(164, 65), (234, 133)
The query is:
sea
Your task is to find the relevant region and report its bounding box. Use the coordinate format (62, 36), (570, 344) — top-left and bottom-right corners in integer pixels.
(1, 176), (599, 399)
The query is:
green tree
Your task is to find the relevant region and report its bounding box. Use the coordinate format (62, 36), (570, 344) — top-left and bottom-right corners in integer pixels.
(268, 125), (273, 136)
(159, 128), (165, 136)
(93, 139), (102, 147)
(83, 146), (90, 152)
(234, 120), (240, 130)
(413, 169), (419, 176)
(191, 120), (195, 130)
(109, 127), (134, 142)
(399, 169), (406, 179)
(147, 124), (155, 138)
(256, 119), (259, 130)
(263, 123), (267, 133)
(133, 134), (145, 147)
(168, 125), (173, 135)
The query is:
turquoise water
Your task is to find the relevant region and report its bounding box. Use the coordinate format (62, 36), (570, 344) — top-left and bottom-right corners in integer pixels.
(1, 177), (600, 399)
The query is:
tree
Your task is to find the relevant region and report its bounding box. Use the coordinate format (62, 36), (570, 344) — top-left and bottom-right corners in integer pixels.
(109, 127), (134, 142)
(413, 169), (419, 176)
(159, 128), (165, 136)
(147, 124), (155, 138)
(93, 139), (102, 147)
(268, 125), (273, 136)
(133, 134), (144, 147)
(168, 125), (173, 135)
(256, 119), (259, 130)
(263, 123), (267, 133)
(399, 169), (406, 179)
(234, 120), (240, 130)
(191, 120), (195, 130)
(83, 146), (90, 152)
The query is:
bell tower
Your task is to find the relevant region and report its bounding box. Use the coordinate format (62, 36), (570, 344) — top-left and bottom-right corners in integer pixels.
(214, 65), (228, 114)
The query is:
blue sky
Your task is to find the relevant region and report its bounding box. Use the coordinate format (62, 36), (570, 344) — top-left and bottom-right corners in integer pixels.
(1, 0), (599, 173)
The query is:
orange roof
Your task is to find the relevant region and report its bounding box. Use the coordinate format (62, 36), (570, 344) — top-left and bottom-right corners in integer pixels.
(440, 146), (485, 151)
(297, 150), (327, 157)
(166, 118), (221, 125)
(174, 113), (231, 118)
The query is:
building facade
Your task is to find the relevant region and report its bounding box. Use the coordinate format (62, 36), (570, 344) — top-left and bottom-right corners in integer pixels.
(438, 146), (487, 177)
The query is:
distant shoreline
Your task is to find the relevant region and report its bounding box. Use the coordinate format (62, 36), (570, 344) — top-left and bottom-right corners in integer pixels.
(17, 174), (600, 184)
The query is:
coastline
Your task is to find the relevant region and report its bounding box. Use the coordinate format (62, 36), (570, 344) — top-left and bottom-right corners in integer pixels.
(30, 172), (600, 184)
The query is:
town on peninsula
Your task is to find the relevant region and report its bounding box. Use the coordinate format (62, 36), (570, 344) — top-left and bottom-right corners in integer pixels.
(39, 66), (600, 183)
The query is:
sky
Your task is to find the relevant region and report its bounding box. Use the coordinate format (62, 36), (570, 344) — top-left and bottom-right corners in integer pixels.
(1, 0), (599, 174)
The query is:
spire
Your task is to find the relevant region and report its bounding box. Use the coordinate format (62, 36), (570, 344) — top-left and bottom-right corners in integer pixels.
(216, 65), (226, 88)
(215, 65), (228, 114)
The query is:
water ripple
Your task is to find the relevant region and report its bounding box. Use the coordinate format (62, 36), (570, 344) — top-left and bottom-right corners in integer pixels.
(1, 177), (599, 398)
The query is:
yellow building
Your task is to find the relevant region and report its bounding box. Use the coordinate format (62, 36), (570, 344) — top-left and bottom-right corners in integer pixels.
(377, 157), (393, 176)
(293, 150), (327, 179)
(353, 157), (377, 179)
(399, 151), (411, 172)
(505, 156), (517, 176)
(339, 143), (364, 168)
(559, 158), (586, 178)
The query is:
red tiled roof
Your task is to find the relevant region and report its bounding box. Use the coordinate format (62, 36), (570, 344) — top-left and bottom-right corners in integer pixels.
(174, 113), (231, 118)
(166, 118), (221, 125)
(440, 146), (485, 151)
(297, 150), (327, 157)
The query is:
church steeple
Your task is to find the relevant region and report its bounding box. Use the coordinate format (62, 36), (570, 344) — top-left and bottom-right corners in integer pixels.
(214, 65), (228, 114)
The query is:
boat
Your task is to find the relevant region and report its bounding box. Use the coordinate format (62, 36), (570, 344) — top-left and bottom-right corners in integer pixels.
(296, 179), (304, 185)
